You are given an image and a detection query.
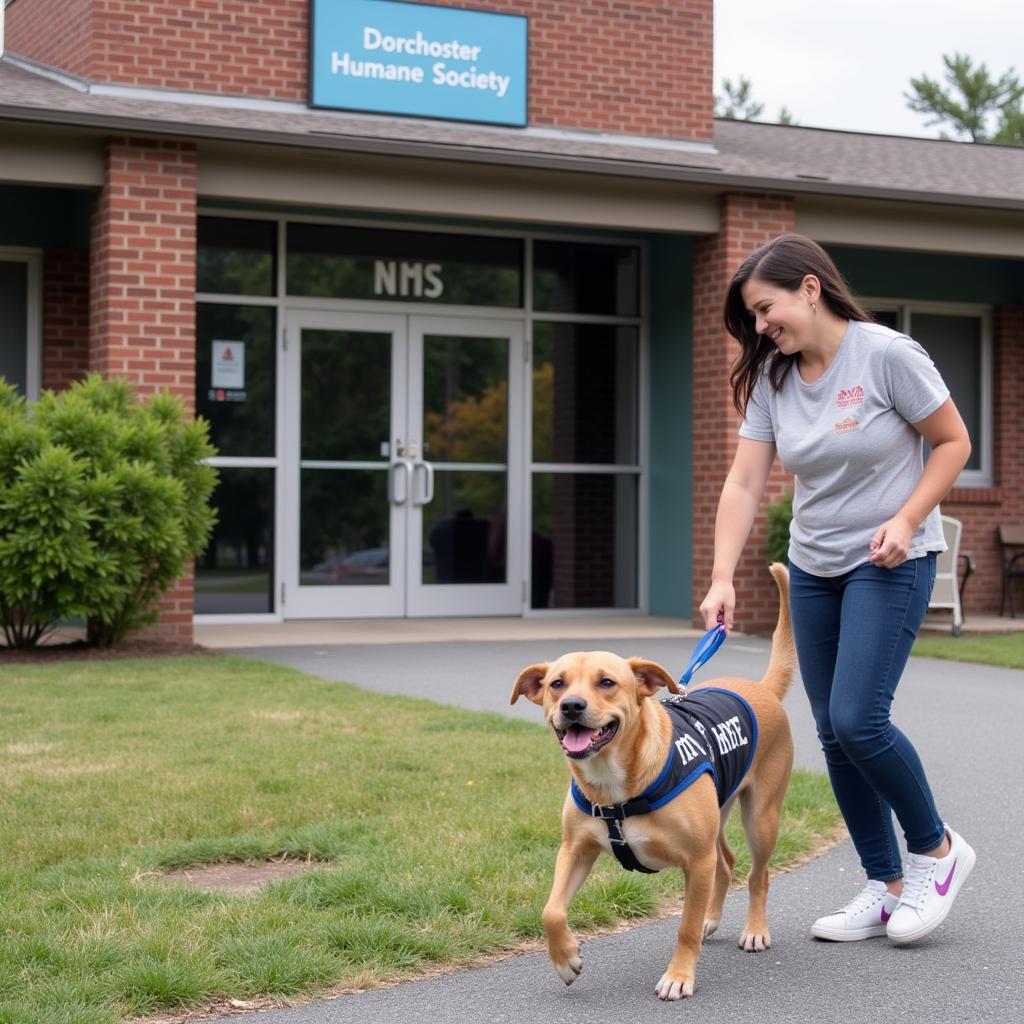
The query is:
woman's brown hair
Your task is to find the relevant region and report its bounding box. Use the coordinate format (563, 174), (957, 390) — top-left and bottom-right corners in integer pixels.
(725, 234), (872, 417)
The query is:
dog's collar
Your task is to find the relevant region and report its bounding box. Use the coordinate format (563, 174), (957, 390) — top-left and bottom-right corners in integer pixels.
(569, 739), (714, 822)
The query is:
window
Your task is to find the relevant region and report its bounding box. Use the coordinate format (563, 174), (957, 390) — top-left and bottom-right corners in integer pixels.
(194, 300), (278, 614)
(195, 216), (279, 616)
(529, 241), (643, 609)
(195, 304), (276, 457)
(0, 252), (40, 397)
(192, 217), (647, 616)
(533, 240), (639, 316)
(287, 223), (522, 306)
(868, 303), (991, 486)
(195, 468), (275, 614)
(197, 217), (276, 296)
(532, 323), (638, 465)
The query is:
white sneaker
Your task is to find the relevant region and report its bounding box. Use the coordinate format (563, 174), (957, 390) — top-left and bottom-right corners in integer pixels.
(811, 880), (900, 941)
(887, 827), (976, 945)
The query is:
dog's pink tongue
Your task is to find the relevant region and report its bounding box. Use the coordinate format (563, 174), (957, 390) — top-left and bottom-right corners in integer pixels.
(562, 726), (596, 754)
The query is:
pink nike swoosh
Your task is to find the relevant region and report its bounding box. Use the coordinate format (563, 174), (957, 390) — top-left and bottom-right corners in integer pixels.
(881, 907), (891, 923)
(935, 860), (957, 896)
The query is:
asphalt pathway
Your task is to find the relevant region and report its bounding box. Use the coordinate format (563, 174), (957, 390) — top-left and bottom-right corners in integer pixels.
(221, 635), (1023, 1024)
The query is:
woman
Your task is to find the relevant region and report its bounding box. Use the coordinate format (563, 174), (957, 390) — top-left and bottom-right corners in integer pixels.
(700, 233), (974, 945)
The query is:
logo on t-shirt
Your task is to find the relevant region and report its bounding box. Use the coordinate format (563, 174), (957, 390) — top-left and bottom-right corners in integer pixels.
(837, 385), (864, 409)
(833, 416), (860, 433)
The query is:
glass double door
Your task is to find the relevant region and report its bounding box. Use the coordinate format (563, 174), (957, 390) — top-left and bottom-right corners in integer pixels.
(283, 311), (525, 618)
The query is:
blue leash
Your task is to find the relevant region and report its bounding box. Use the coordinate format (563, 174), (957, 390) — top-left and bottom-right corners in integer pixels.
(677, 623), (727, 687)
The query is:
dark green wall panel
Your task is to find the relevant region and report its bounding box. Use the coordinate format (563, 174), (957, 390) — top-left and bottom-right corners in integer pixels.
(829, 245), (1024, 306)
(0, 186), (91, 249)
(647, 234), (693, 617)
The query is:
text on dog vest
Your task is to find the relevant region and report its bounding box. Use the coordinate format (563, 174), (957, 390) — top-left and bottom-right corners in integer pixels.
(674, 732), (705, 765)
(711, 716), (748, 755)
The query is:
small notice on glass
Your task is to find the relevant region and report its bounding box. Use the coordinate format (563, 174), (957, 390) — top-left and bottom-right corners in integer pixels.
(210, 340), (246, 401)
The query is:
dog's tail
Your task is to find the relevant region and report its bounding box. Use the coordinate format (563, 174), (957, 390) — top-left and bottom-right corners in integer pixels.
(760, 562), (796, 701)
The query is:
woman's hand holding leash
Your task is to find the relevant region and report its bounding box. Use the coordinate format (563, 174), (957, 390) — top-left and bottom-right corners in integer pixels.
(700, 580), (735, 633)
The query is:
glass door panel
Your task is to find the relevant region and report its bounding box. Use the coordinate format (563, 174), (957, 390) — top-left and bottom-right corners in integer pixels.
(407, 318), (524, 616)
(299, 328), (392, 588)
(284, 312), (407, 617)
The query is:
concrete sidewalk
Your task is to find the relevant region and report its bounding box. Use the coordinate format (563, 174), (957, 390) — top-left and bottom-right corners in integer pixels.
(195, 609), (1024, 651)
(213, 629), (1022, 1024)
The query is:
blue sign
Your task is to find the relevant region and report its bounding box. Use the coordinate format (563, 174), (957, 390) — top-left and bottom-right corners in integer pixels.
(311, 0), (528, 127)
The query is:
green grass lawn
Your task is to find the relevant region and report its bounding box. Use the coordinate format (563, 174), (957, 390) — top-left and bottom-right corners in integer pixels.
(0, 654), (841, 1023)
(913, 631), (1024, 669)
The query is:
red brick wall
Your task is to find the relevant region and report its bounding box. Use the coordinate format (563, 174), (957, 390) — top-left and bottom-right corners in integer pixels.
(691, 193), (797, 634)
(41, 249), (90, 391)
(943, 305), (1024, 615)
(90, 136), (198, 640)
(6, 0), (714, 141)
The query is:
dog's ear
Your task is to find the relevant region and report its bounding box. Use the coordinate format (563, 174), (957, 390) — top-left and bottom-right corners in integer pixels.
(511, 663), (549, 705)
(628, 658), (680, 698)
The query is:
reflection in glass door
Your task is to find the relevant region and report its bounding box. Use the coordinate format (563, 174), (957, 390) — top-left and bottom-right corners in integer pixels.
(283, 312), (523, 618)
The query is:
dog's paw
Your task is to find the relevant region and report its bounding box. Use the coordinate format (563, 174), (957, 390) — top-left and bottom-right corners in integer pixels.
(553, 954), (583, 986)
(738, 929), (771, 952)
(703, 917), (721, 939)
(655, 972), (695, 1001)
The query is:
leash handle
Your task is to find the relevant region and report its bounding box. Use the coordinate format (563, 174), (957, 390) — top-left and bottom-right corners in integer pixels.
(677, 623), (727, 687)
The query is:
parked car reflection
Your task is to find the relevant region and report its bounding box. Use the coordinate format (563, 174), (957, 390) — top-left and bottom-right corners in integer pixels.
(306, 547), (389, 585)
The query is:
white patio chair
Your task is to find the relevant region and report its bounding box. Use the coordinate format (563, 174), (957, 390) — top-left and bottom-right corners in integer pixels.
(929, 515), (963, 636)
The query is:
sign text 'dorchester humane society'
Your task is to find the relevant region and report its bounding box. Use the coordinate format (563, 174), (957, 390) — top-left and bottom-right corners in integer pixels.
(311, 0), (528, 127)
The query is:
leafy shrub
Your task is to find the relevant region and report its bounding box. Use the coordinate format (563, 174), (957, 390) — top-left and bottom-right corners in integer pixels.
(0, 375), (217, 647)
(764, 490), (793, 565)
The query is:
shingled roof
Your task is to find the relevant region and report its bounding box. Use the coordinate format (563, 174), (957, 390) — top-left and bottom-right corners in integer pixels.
(2, 55), (1023, 211)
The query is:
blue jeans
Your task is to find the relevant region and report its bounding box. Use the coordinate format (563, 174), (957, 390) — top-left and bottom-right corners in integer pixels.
(789, 555), (944, 881)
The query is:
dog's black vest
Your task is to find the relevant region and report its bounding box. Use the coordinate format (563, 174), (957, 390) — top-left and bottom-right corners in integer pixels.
(570, 688), (759, 873)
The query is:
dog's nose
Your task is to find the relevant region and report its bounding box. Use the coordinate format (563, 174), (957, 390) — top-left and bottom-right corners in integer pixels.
(559, 696), (587, 721)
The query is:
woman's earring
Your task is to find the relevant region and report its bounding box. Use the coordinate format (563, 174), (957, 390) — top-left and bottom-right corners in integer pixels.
(811, 301), (817, 314)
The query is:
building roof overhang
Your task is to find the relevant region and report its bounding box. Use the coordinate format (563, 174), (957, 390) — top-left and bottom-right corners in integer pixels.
(2, 55), (1024, 216)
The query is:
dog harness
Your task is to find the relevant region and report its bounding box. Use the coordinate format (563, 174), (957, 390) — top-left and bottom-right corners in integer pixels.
(570, 688), (759, 873)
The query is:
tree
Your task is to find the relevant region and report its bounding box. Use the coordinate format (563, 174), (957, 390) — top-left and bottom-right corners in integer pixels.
(994, 104), (1024, 146)
(716, 77), (799, 126)
(905, 53), (1024, 145)
(717, 77), (764, 121)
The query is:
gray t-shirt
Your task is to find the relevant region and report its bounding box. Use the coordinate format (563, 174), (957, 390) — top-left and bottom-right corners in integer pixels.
(739, 319), (949, 576)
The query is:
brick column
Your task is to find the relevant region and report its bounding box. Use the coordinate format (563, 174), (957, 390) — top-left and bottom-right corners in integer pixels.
(42, 249), (90, 391)
(691, 193), (796, 633)
(90, 137), (198, 641)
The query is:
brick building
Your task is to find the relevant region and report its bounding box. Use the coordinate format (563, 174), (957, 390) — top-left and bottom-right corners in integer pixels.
(1, 0), (1021, 638)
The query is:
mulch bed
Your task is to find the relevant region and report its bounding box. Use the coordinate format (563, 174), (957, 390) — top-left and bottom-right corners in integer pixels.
(0, 638), (213, 665)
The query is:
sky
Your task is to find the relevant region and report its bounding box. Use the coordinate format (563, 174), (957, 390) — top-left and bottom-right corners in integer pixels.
(714, 0), (1024, 139)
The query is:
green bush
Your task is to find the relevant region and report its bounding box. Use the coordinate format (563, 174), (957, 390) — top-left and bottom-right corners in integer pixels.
(764, 490), (793, 565)
(0, 375), (217, 647)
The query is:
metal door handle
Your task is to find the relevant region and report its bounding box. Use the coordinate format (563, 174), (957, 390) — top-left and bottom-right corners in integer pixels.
(413, 460), (435, 506)
(390, 460), (412, 504)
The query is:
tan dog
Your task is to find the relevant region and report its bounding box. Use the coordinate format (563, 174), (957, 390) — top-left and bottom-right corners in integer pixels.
(511, 564), (795, 1001)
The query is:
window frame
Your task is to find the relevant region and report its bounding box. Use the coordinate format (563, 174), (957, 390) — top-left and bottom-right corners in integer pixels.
(864, 299), (992, 488)
(194, 208), (650, 619)
(0, 247), (42, 399)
